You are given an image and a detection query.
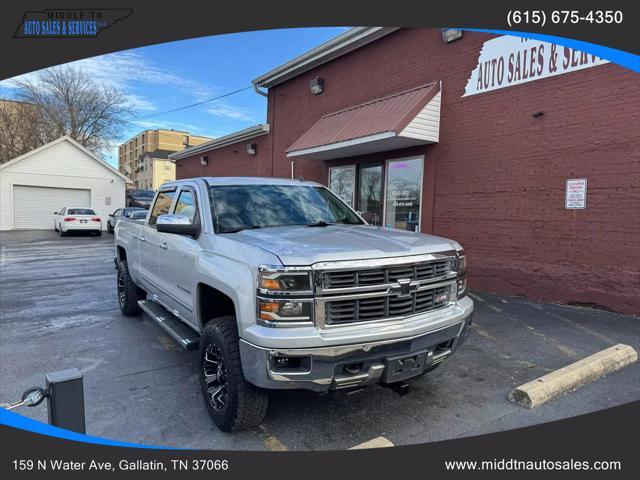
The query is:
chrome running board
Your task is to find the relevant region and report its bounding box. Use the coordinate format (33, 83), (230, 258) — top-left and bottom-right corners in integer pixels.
(138, 300), (199, 350)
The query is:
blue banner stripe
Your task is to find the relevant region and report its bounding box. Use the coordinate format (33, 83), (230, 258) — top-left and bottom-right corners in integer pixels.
(0, 408), (181, 450)
(463, 29), (640, 73)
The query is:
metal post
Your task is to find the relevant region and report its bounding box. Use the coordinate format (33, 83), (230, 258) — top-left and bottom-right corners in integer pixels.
(45, 368), (86, 433)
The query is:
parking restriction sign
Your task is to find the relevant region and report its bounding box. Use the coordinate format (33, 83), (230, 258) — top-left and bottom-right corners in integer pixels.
(565, 179), (587, 209)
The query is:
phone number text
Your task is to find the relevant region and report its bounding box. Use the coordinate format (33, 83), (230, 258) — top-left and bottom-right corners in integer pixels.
(507, 10), (623, 28)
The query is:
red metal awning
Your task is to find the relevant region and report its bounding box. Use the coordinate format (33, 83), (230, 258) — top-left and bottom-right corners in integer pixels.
(286, 81), (441, 160)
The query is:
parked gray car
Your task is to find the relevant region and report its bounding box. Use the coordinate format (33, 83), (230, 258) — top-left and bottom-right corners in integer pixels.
(107, 207), (147, 233)
(114, 177), (473, 431)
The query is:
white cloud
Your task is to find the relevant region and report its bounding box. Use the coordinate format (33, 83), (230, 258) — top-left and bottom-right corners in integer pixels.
(124, 94), (157, 112)
(0, 49), (217, 112)
(205, 101), (258, 122)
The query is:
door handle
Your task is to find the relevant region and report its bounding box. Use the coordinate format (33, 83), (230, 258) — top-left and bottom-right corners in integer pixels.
(159, 242), (168, 251)
(139, 235), (146, 242)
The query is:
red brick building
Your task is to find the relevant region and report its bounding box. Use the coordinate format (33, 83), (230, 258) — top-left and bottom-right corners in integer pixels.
(172, 27), (640, 315)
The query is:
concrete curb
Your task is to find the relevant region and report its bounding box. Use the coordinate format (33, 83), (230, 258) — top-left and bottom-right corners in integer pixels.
(349, 436), (395, 449)
(508, 344), (638, 408)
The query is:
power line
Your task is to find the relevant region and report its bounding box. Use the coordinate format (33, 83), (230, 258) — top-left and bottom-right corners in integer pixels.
(132, 85), (254, 120)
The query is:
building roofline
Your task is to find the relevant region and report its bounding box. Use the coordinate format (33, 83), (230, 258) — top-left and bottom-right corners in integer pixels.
(0, 135), (132, 183)
(169, 124), (270, 161)
(252, 27), (399, 89)
(118, 129), (213, 145)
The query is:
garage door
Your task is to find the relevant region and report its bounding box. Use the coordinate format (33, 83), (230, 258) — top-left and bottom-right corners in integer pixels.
(12, 185), (91, 229)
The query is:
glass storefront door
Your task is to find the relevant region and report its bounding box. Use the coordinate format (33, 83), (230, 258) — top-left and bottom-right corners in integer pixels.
(357, 164), (383, 225)
(329, 165), (356, 208)
(384, 157), (423, 232)
(327, 157), (424, 232)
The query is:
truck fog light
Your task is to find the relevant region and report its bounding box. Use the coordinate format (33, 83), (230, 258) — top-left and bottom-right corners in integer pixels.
(271, 355), (311, 372)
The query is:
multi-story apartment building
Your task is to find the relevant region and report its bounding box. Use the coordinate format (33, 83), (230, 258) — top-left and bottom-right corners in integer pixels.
(135, 149), (176, 191)
(117, 129), (211, 189)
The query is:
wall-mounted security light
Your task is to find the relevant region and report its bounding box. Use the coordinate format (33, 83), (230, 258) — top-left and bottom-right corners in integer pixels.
(200, 156), (208, 166)
(309, 77), (324, 95)
(246, 143), (257, 156)
(532, 111), (545, 118)
(441, 29), (463, 44)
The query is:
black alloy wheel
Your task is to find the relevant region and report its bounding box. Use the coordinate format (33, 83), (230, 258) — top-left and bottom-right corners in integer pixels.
(117, 269), (126, 307)
(203, 343), (228, 410)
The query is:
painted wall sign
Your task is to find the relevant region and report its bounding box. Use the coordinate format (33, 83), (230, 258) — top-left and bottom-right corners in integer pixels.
(565, 178), (587, 209)
(463, 36), (609, 96)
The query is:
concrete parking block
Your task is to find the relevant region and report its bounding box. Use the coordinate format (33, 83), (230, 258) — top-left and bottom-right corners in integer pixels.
(349, 436), (395, 449)
(508, 344), (638, 408)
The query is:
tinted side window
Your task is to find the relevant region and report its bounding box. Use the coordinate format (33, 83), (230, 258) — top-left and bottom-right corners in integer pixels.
(149, 190), (176, 225)
(174, 189), (197, 223)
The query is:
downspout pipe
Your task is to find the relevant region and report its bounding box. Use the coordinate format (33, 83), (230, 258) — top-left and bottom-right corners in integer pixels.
(253, 82), (268, 97)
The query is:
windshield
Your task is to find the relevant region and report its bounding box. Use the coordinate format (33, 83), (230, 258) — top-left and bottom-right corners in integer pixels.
(67, 209), (96, 215)
(209, 184), (363, 233)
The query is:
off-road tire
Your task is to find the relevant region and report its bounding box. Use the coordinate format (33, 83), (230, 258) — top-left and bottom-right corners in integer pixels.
(117, 260), (144, 316)
(200, 317), (268, 432)
(107, 224), (114, 233)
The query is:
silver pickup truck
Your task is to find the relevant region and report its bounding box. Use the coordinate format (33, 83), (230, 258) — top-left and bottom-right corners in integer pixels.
(115, 177), (473, 431)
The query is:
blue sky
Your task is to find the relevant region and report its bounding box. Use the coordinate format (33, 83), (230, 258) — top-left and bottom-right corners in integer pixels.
(0, 27), (348, 166)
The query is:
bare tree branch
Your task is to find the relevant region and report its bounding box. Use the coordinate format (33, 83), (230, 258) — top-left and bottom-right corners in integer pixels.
(0, 66), (132, 163)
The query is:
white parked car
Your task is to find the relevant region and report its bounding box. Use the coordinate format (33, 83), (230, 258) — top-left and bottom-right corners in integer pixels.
(53, 207), (103, 236)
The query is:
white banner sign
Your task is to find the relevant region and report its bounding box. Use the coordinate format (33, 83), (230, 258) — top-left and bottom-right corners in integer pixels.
(463, 36), (609, 96)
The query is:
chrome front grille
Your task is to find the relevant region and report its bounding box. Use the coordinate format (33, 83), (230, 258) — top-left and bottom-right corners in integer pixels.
(314, 254), (458, 327)
(323, 258), (452, 290)
(325, 285), (450, 325)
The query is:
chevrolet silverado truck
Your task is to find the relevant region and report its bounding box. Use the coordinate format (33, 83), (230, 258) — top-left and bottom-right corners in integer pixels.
(114, 177), (473, 432)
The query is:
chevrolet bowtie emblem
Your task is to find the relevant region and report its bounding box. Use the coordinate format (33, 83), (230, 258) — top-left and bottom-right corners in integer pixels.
(391, 278), (420, 297)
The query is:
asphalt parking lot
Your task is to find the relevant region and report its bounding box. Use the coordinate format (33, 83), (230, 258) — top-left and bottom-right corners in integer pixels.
(1, 230), (639, 450)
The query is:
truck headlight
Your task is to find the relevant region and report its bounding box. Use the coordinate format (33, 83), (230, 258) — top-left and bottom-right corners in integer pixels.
(456, 251), (467, 298)
(258, 267), (312, 294)
(456, 253), (466, 276)
(257, 266), (313, 326)
(257, 299), (313, 324)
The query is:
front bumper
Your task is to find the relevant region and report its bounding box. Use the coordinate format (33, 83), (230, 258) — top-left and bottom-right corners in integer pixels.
(240, 307), (473, 392)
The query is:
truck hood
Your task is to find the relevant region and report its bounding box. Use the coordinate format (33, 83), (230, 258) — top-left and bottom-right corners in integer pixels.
(230, 225), (461, 265)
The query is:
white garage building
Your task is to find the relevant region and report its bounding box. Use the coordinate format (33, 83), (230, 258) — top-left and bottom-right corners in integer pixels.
(0, 136), (131, 231)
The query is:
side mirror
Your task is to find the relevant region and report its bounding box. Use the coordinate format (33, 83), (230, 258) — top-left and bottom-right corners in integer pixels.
(108, 213), (114, 217)
(156, 214), (200, 237)
(53, 211), (58, 214)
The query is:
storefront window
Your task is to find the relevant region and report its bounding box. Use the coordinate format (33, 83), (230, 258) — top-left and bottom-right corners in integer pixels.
(384, 157), (423, 232)
(358, 164), (383, 225)
(329, 165), (356, 208)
